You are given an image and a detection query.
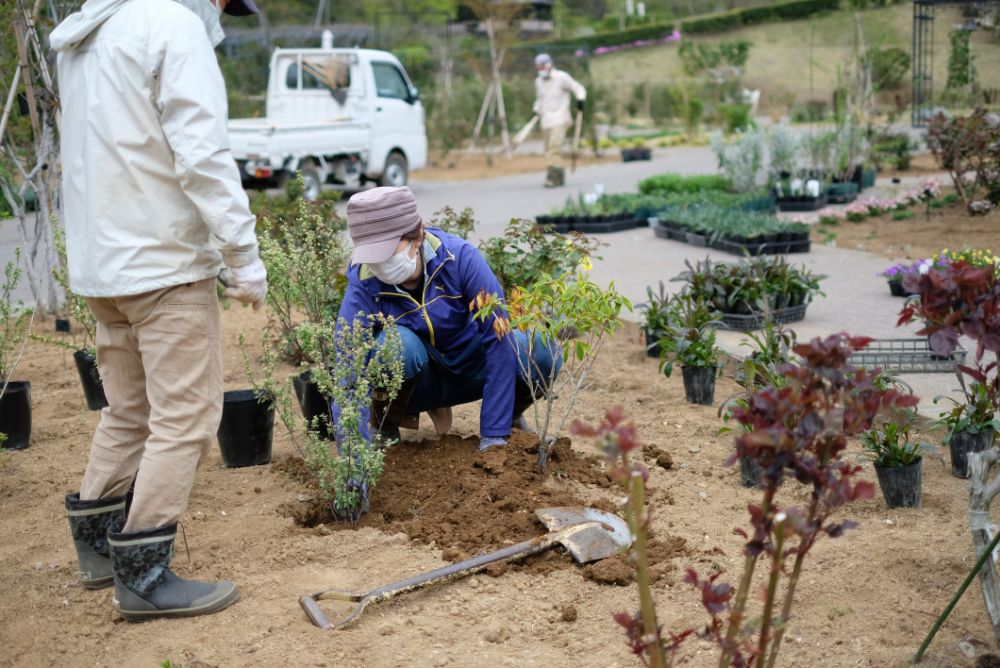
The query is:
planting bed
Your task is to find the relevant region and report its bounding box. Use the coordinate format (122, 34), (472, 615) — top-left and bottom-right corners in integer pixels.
(1, 306), (998, 667)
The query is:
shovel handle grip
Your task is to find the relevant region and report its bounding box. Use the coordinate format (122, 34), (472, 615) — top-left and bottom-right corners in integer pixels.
(299, 595), (332, 630)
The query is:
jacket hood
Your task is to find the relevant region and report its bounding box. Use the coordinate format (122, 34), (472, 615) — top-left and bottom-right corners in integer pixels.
(50, 0), (132, 52)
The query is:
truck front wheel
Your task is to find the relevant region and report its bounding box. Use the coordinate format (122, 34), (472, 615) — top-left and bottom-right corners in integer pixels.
(378, 152), (408, 187)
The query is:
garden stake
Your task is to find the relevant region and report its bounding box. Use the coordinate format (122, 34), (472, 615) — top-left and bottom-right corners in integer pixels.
(299, 507), (630, 630)
(913, 525), (1000, 663)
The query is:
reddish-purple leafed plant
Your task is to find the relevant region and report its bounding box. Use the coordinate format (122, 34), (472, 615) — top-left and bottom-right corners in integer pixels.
(574, 333), (918, 668)
(899, 259), (1000, 410)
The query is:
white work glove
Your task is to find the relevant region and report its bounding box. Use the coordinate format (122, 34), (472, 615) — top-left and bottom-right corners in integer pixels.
(220, 258), (268, 310)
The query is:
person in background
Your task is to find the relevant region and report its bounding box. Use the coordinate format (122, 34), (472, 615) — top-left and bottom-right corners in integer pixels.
(531, 53), (586, 188)
(334, 186), (561, 459)
(52, 0), (264, 621)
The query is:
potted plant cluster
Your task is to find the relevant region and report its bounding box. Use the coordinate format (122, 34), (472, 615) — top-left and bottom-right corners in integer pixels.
(656, 204), (810, 255)
(860, 412), (935, 508)
(674, 256), (825, 331)
(637, 281), (671, 358)
(0, 249), (33, 450)
(655, 292), (723, 405)
(621, 138), (652, 162)
(935, 382), (998, 479)
(880, 260), (924, 298)
(536, 194), (644, 234)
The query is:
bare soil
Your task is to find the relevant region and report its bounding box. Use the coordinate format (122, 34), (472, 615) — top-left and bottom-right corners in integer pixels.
(414, 149), (621, 181)
(1, 307), (999, 667)
(813, 185), (1000, 262)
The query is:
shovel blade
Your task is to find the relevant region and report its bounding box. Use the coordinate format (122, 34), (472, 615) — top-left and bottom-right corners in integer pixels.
(534, 507), (631, 564)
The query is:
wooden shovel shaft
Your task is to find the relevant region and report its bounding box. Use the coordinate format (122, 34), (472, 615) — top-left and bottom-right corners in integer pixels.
(300, 522), (597, 630)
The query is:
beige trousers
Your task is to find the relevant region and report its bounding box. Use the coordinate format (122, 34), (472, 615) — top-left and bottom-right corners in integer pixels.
(80, 279), (223, 532)
(543, 123), (569, 169)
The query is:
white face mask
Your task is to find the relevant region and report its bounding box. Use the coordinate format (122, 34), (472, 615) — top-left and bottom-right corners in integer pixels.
(174, 0), (226, 47)
(372, 244), (419, 285)
(538, 65), (553, 79)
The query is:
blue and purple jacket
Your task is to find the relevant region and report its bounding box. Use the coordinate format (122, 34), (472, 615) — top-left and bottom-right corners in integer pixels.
(336, 227), (515, 437)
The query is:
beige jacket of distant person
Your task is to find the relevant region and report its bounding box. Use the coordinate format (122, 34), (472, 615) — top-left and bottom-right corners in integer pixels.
(50, 0), (259, 298)
(533, 69), (587, 130)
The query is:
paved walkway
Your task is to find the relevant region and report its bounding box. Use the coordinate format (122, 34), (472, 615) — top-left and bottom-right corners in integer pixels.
(403, 146), (964, 416)
(0, 143), (965, 416)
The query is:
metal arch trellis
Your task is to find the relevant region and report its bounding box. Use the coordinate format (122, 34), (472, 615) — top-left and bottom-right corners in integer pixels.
(911, 0), (999, 127)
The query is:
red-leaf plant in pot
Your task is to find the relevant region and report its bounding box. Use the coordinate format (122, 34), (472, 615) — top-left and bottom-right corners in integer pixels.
(574, 333), (918, 668)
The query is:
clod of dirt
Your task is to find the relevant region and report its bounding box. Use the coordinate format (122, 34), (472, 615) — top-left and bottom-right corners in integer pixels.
(485, 562), (508, 577)
(484, 626), (511, 643)
(583, 557), (633, 585)
(643, 444), (673, 469)
(560, 605), (578, 622)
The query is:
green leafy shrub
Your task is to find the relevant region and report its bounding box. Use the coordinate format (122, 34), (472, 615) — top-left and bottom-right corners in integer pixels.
(719, 103), (754, 134)
(655, 292), (723, 377)
(478, 219), (601, 295)
(0, 248), (31, 385)
(429, 206), (477, 240)
(248, 175), (343, 235)
(868, 46), (911, 91)
(860, 415), (932, 468)
(675, 255), (825, 314)
(638, 173), (731, 195)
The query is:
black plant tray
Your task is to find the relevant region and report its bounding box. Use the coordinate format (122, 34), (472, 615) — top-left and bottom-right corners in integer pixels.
(849, 338), (968, 373)
(776, 194), (828, 212)
(719, 303), (808, 331)
(711, 238), (811, 256)
(572, 217), (641, 234)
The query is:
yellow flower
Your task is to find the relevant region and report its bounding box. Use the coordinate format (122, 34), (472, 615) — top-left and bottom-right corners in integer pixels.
(580, 255), (593, 272)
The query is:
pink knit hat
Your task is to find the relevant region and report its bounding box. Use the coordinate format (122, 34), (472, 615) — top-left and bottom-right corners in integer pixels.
(346, 186), (422, 265)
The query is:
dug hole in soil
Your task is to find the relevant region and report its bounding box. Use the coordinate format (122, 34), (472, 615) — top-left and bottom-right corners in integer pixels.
(1, 304), (998, 667)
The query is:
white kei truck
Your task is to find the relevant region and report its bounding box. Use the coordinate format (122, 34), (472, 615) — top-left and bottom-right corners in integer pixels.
(228, 43), (428, 199)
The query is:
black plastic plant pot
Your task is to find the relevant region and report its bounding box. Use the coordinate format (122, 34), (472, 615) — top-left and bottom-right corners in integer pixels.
(887, 280), (906, 297)
(0, 381), (31, 450)
(681, 366), (716, 405)
(73, 349), (108, 411)
(292, 371), (334, 440)
(875, 458), (922, 508)
(949, 427), (996, 479)
(643, 329), (661, 358)
(739, 455), (762, 489)
(217, 389), (274, 468)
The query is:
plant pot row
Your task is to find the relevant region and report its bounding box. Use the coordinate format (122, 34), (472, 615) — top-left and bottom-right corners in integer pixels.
(621, 147), (652, 162)
(651, 219), (810, 256)
(718, 302), (809, 331)
(536, 213), (645, 234)
(827, 181), (859, 204)
(776, 193), (829, 212)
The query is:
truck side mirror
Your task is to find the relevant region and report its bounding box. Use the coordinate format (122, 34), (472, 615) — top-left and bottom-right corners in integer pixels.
(408, 87), (420, 104)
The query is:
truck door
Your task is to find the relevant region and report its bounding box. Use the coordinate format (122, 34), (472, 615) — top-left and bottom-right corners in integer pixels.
(369, 60), (425, 181)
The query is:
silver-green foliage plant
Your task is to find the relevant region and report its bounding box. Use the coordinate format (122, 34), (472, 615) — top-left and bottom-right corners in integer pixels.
(711, 127), (763, 193)
(259, 175), (351, 366)
(32, 223), (97, 354)
(1, 248), (32, 384)
(768, 124), (798, 179)
(276, 314), (404, 523)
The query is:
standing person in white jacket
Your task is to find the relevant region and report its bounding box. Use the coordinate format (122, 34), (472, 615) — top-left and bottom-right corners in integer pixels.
(51, 0), (265, 621)
(532, 53), (586, 188)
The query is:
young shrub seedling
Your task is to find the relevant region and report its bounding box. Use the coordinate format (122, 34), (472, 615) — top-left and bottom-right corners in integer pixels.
(274, 314), (403, 523)
(474, 272), (631, 472)
(0, 249), (33, 448)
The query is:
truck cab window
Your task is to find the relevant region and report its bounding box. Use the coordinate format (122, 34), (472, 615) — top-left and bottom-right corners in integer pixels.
(285, 58), (350, 91)
(372, 62), (409, 100)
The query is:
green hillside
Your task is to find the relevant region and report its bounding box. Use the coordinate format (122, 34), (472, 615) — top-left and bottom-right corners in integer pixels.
(589, 3), (1000, 115)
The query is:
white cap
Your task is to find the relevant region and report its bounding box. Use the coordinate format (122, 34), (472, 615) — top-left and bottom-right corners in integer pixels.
(534, 53), (552, 67)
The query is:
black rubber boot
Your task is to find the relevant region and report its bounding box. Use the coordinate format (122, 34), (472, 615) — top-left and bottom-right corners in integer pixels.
(65, 492), (127, 589)
(108, 524), (239, 622)
(370, 378), (418, 445)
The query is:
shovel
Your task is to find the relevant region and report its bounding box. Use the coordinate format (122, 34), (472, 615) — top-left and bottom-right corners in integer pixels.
(299, 507), (631, 630)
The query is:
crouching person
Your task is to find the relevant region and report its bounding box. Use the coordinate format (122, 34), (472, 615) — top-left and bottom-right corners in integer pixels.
(334, 186), (561, 451)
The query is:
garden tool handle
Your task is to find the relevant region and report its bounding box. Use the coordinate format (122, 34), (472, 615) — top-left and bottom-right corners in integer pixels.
(300, 523), (595, 630)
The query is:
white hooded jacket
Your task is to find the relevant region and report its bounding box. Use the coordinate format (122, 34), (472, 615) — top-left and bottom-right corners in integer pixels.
(533, 68), (586, 131)
(51, 0), (259, 297)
